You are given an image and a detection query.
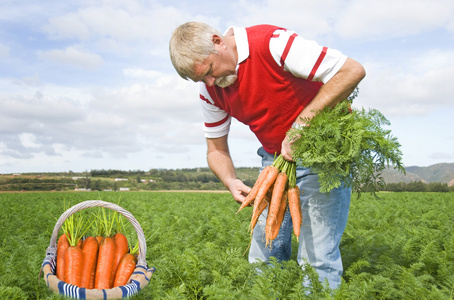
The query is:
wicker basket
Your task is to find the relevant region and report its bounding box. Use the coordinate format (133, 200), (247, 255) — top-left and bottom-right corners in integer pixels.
(41, 200), (155, 299)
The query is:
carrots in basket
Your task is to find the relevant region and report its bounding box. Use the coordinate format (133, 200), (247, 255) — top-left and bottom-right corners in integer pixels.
(62, 212), (89, 286)
(113, 243), (138, 287)
(95, 236), (116, 289)
(54, 206), (139, 289)
(113, 253), (137, 287)
(64, 246), (84, 286)
(80, 236), (99, 288)
(56, 233), (70, 282)
(110, 232), (129, 287)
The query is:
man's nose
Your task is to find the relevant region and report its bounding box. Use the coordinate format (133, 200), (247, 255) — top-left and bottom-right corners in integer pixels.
(204, 75), (216, 87)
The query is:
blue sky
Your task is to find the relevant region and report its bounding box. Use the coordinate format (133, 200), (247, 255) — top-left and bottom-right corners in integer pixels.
(1, 0), (453, 173)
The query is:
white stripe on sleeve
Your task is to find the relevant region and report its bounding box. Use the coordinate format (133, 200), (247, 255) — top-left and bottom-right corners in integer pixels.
(269, 29), (347, 83)
(199, 83), (231, 138)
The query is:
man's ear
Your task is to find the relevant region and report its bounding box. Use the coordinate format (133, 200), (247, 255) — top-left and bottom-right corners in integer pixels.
(212, 34), (224, 46)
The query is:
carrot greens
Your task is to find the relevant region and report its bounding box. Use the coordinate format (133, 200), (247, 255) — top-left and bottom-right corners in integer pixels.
(287, 100), (405, 195)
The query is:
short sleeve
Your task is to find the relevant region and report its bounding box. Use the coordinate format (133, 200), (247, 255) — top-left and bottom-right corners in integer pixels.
(269, 29), (348, 84)
(199, 83), (231, 138)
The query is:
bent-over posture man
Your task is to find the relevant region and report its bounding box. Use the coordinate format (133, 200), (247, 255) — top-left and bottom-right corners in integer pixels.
(169, 21), (366, 289)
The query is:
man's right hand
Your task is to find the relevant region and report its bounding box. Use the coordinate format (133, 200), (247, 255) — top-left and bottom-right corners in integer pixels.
(206, 136), (252, 205)
(226, 178), (251, 205)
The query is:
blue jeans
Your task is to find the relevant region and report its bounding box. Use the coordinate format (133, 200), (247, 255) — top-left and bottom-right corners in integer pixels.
(248, 147), (351, 289)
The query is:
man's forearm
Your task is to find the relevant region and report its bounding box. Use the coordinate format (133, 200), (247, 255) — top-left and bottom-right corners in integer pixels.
(206, 136), (251, 204)
(207, 146), (238, 188)
(295, 57), (366, 124)
(206, 136), (238, 188)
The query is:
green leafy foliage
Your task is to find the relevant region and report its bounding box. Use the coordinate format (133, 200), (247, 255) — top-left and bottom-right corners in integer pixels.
(0, 191), (453, 299)
(340, 192), (454, 299)
(289, 100), (405, 195)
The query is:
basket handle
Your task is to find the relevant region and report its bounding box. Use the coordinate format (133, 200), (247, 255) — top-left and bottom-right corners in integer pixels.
(46, 200), (148, 267)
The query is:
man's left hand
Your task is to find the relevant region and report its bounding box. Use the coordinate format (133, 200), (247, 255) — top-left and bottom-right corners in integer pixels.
(280, 137), (295, 162)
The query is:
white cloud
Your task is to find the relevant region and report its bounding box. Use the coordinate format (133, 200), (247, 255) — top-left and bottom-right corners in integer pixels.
(42, 2), (184, 43)
(7, 75), (42, 88)
(90, 73), (200, 123)
(356, 47), (454, 116)
(19, 133), (41, 149)
(230, 0), (454, 42)
(123, 68), (162, 80)
(40, 46), (104, 70)
(336, 0), (454, 39)
(409, 49), (454, 79)
(38, 1), (192, 64)
(232, 0), (338, 39)
(0, 71), (203, 167)
(0, 94), (84, 128)
(0, 0), (70, 22)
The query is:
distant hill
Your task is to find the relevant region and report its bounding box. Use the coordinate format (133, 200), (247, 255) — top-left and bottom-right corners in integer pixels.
(381, 163), (454, 186)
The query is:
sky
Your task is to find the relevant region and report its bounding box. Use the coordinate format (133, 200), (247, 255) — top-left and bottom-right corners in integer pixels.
(0, 0), (453, 174)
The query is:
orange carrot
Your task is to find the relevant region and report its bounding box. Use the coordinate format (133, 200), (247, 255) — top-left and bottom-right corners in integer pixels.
(113, 253), (137, 287)
(269, 187), (288, 241)
(89, 237), (102, 289)
(236, 165), (271, 213)
(56, 233), (70, 282)
(89, 258), (97, 289)
(109, 233), (129, 287)
(79, 236), (99, 288)
(253, 166), (279, 212)
(265, 171), (288, 246)
(288, 186), (302, 238)
(95, 237), (116, 289)
(249, 192), (270, 233)
(95, 236), (103, 245)
(64, 246), (84, 286)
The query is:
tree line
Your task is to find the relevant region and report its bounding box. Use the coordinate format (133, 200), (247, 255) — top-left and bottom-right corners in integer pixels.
(378, 181), (452, 193)
(0, 169), (452, 192)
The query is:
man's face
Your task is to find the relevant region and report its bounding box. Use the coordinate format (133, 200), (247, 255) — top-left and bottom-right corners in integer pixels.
(192, 42), (237, 87)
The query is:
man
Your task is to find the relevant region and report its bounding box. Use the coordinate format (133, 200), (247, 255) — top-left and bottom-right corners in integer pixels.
(169, 21), (365, 289)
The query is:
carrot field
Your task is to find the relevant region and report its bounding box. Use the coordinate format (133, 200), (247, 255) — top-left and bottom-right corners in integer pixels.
(0, 191), (453, 299)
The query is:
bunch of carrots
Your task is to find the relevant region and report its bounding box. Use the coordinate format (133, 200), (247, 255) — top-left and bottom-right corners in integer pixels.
(237, 155), (302, 247)
(55, 208), (138, 289)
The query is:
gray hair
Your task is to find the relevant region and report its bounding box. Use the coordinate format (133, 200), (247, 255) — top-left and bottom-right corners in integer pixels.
(169, 22), (222, 81)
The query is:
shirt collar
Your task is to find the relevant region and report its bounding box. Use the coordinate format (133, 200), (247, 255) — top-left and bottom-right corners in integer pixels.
(224, 26), (249, 65)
